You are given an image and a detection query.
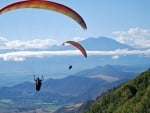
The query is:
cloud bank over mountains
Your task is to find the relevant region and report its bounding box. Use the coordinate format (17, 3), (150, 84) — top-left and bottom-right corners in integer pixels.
(0, 37), (57, 50)
(0, 27), (150, 61)
(112, 27), (150, 49)
(0, 49), (150, 62)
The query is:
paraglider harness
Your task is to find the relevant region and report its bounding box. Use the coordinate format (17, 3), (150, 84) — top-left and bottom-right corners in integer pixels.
(68, 65), (72, 70)
(34, 75), (44, 91)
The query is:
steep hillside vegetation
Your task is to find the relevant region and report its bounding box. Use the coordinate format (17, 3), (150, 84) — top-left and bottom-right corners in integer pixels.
(85, 69), (150, 113)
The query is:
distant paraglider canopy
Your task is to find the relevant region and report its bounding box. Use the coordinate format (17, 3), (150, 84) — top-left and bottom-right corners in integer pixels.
(0, 0), (87, 30)
(62, 41), (87, 58)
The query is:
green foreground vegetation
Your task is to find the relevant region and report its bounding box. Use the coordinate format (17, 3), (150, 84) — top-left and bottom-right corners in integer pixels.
(85, 69), (150, 113)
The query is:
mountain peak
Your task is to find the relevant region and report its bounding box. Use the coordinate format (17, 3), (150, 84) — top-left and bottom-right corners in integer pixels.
(79, 37), (134, 50)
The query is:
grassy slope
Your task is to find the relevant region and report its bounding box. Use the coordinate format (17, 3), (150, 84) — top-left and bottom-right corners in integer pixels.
(85, 69), (150, 113)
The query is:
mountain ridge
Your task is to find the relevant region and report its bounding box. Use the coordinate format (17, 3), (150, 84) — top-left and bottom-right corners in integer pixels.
(54, 68), (150, 113)
(0, 64), (138, 105)
(84, 68), (150, 113)
(78, 37), (134, 51)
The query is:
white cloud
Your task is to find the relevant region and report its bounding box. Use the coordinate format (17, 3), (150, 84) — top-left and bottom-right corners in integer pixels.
(0, 49), (150, 61)
(72, 37), (84, 42)
(112, 55), (119, 59)
(0, 50), (81, 61)
(87, 49), (150, 56)
(88, 74), (119, 82)
(112, 27), (150, 49)
(0, 37), (57, 50)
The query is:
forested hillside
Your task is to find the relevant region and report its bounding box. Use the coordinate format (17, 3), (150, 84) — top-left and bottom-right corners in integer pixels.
(85, 69), (150, 113)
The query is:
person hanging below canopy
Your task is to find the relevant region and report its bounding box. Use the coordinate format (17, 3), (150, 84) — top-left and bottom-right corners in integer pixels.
(33, 75), (44, 91)
(68, 65), (72, 70)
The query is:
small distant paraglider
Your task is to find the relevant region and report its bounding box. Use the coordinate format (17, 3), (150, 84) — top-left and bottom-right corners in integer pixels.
(62, 41), (87, 58)
(33, 75), (44, 91)
(68, 65), (72, 70)
(63, 40), (87, 70)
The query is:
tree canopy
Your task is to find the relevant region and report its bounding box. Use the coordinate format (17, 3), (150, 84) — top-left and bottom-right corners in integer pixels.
(85, 69), (150, 113)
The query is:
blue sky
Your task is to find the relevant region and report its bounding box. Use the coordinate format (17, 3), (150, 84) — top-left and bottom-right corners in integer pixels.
(1, 0), (150, 40)
(0, 0), (150, 61)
